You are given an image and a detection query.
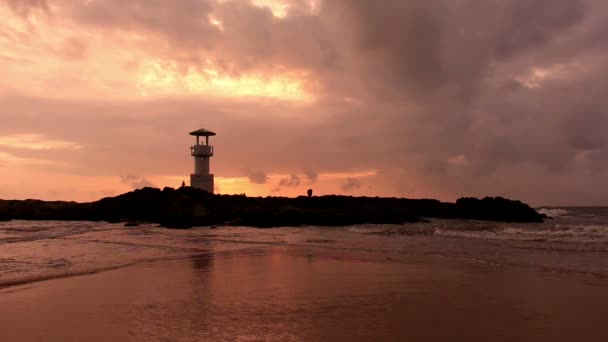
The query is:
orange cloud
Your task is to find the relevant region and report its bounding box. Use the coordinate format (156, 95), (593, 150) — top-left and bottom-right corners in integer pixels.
(0, 134), (81, 150)
(137, 60), (313, 101)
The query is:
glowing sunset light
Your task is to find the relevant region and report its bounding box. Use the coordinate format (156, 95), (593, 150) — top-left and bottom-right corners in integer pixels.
(318, 170), (377, 180)
(212, 171), (378, 197)
(0, 134), (82, 150)
(251, 0), (289, 17)
(251, 0), (321, 17)
(0, 152), (40, 165)
(0, 151), (67, 167)
(215, 176), (261, 195)
(208, 15), (224, 30)
(137, 60), (313, 101)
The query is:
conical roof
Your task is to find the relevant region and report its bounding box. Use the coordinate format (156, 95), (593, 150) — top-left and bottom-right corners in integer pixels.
(189, 128), (216, 136)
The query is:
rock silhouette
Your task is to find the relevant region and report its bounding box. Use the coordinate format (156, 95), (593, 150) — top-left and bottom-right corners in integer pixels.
(0, 187), (544, 228)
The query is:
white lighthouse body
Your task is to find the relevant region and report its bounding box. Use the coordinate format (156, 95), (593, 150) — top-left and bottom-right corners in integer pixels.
(189, 128), (216, 193)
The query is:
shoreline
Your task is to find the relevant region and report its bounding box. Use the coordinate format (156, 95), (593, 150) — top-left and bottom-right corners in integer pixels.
(1, 251), (605, 293)
(1, 240), (606, 290)
(1, 222), (607, 291)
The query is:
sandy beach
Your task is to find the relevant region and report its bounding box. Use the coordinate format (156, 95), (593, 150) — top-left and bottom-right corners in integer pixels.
(1, 245), (607, 342)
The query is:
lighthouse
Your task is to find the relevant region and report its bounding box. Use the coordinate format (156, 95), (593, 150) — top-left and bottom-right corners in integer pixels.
(189, 128), (216, 193)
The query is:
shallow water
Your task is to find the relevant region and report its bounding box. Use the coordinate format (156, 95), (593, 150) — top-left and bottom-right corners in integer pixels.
(1, 207), (607, 287)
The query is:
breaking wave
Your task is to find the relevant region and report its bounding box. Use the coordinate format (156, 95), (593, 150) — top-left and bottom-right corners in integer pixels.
(537, 208), (570, 218)
(434, 224), (608, 243)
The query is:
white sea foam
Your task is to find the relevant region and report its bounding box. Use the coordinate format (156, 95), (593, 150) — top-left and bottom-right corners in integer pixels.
(537, 208), (570, 218)
(434, 224), (608, 243)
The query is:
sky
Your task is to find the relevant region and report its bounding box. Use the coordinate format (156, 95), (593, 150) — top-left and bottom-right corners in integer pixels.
(0, 0), (607, 205)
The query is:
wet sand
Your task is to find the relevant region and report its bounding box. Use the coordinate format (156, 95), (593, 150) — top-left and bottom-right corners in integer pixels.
(1, 246), (607, 341)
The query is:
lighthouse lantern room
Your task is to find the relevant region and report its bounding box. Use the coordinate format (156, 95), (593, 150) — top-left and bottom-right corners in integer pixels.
(189, 128), (216, 193)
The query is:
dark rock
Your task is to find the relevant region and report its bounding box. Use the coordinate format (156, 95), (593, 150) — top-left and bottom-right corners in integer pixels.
(0, 187), (544, 228)
(455, 197), (544, 223)
(0, 204), (10, 221)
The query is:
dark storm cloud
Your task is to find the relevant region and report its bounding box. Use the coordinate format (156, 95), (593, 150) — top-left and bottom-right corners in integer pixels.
(310, 0), (607, 203)
(68, 0), (219, 51)
(54, 0), (589, 101)
(320, 0), (586, 100)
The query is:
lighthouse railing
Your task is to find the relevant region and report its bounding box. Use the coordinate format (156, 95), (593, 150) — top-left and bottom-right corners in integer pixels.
(191, 145), (214, 155)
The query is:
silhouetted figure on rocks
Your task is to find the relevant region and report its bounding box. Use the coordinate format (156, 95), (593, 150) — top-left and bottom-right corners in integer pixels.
(307, 189), (313, 198)
(181, 181), (186, 188)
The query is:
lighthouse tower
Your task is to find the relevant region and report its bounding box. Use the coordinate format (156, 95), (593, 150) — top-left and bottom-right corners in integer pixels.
(189, 128), (216, 193)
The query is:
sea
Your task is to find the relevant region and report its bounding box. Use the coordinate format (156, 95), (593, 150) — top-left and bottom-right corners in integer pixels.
(1, 207), (607, 288)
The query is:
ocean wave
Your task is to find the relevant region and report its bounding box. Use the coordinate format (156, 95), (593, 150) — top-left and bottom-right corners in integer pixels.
(536, 208), (570, 218)
(0, 263), (138, 289)
(435, 224), (608, 243)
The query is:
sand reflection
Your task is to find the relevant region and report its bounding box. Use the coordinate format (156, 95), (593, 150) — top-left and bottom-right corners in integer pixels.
(1, 247), (608, 341)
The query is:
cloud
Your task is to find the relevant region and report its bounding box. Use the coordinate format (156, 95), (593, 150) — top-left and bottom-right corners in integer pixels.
(304, 169), (318, 184)
(1, 0), (608, 205)
(0, 133), (81, 150)
(245, 169), (268, 184)
(0, 151), (59, 166)
(320, 0), (586, 101)
(2, 0), (48, 16)
(120, 175), (155, 190)
(341, 177), (362, 192)
(278, 174), (300, 187)
(60, 37), (88, 60)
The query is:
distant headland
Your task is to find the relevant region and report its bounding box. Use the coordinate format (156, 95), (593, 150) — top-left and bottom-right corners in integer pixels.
(0, 187), (545, 228)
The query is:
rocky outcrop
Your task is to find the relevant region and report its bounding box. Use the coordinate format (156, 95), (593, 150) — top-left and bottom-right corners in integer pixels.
(0, 187), (544, 228)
